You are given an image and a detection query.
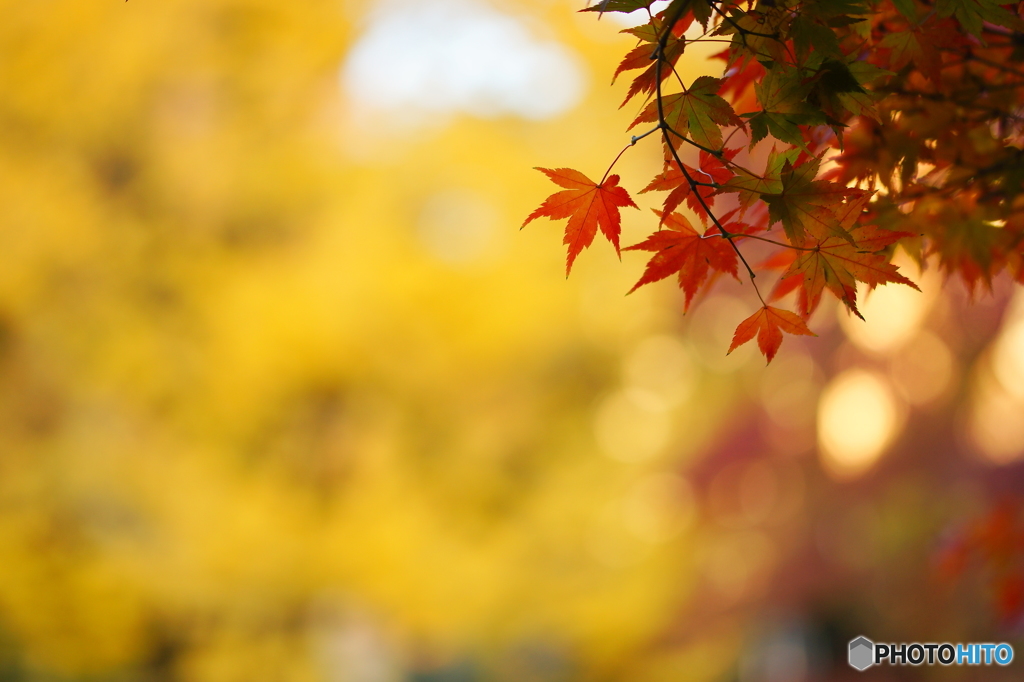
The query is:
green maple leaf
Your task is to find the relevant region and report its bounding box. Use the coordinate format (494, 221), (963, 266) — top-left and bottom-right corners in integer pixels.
(721, 147), (799, 210)
(748, 65), (826, 150)
(745, 111), (822, 149)
(719, 5), (793, 66)
(806, 59), (872, 125)
(836, 61), (890, 119)
(806, 0), (871, 19)
(880, 29), (927, 69)
(935, 0), (1023, 36)
(760, 157), (860, 244)
(630, 76), (741, 150)
(582, 0), (653, 12)
(790, 15), (843, 60)
(889, 0), (918, 20)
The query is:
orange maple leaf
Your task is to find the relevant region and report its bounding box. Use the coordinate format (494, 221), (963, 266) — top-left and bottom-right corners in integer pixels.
(625, 210), (738, 310)
(715, 52), (764, 112)
(613, 15), (690, 107)
(772, 222), (919, 318)
(524, 167), (638, 275)
(728, 305), (816, 363)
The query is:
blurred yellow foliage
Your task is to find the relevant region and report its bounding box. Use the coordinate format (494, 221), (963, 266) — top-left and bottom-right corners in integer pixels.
(0, 1), (740, 679)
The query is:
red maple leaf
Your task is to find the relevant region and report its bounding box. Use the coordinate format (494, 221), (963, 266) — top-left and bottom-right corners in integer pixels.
(717, 53), (765, 113)
(639, 149), (738, 222)
(728, 305), (816, 363)
(624, 209), (738, 310)
(523, 167), (639, 275)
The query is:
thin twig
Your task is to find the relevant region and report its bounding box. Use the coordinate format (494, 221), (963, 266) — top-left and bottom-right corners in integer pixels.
(702, 231), (816, 251)
(653, 7), (761, 293)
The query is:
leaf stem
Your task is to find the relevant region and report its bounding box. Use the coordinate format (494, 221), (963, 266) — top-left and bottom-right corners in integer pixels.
(600, 144), (634, 184)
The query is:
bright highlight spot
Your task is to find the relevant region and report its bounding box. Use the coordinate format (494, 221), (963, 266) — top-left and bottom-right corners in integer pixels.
(970, 291), (1024, 463)
(839, 279), (934, 354)
(969, 378), (1024, 464)
(818, 369), (901, 478)
(992, 292), (1024, 400)
(342, 0), (587, 124)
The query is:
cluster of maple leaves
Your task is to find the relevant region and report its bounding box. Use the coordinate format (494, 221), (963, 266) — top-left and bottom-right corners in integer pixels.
(525, 0), (1024, 362)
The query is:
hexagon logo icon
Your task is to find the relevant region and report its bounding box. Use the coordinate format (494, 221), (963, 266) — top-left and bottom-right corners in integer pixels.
(849, 636), (874, 671)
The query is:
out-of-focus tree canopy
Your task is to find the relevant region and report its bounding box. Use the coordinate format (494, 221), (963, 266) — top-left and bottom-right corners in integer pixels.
(0, 0), (736, 678)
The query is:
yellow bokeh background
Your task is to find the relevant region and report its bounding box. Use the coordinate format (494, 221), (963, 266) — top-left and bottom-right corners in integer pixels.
(0, 1), (743, 679)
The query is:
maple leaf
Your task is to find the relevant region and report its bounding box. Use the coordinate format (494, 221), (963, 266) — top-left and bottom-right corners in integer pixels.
(717, 54), (765, 113)
(630, 76), (742, 150)
(614, 16), (689, 106)
(582, 0), (657, 13)
(523, 168), (639, 275)
(926, 211), (1007, 293)
(935, 0), (1023, 36)
(720, 5), (795, 66)
(880, 27), (942, 83)
(773, 222), (920, 317)
(746, 64), (828, 150)
(833, 61), (889, 122)
(760, 157), (862, 244)
(624, 209), (738, 309)
(640, 166), (697, 221)
(807, 59), (872, 124)
(720, 146), (799, 211)
(790, 14), (843, 61)
(639, 149), (737, 220)
(728, 306), (816, 363)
